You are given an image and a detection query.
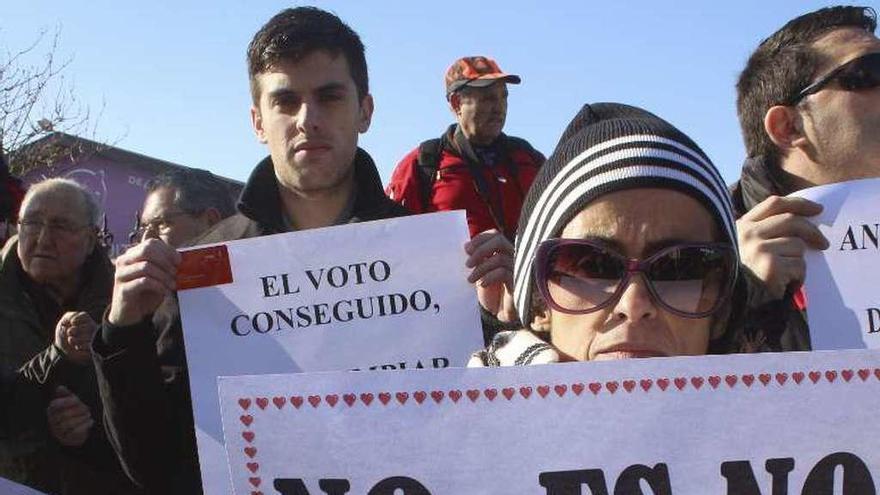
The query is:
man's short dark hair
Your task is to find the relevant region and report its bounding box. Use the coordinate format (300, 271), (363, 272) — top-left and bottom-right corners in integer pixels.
(146, 168), (236, 218)
(246, 7), (368, 104)
(736, 6), (876, 166)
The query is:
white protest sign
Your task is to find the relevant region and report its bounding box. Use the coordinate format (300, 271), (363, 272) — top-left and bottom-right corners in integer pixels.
(177, 211), (483, 495)
(0, 478), (47, 495)
(790, 178), (880, 350)
(220, 349), (880, 494)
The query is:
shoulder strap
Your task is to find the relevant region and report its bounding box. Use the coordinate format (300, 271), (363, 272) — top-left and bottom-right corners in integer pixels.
(415, 137), (444, 209)
(504, 136), (545, 167)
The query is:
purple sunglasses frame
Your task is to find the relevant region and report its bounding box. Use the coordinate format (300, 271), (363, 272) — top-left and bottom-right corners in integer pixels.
(533, 238), (738, 319)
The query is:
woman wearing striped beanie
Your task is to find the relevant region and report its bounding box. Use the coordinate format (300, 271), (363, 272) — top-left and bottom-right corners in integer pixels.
(469, 103), (742, 366)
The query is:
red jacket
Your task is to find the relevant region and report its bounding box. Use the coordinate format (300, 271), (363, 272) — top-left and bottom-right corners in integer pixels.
(386, 126), (544, 239)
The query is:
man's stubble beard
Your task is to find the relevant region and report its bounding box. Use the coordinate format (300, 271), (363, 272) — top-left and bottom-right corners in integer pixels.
(276, 149), (357, 197)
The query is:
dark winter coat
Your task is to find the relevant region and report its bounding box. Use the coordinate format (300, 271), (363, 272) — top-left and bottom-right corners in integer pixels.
(93, 149), (409, 494)
(730, 156), (811, 351)
(0, 238), (141, 494)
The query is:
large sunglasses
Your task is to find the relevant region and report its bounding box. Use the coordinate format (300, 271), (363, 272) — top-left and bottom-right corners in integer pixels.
(791, 52), (880, 103)
(534, 239), (737, 319)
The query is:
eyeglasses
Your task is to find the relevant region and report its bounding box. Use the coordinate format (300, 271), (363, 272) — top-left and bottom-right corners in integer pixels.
(131, 210), (198, 241)
(534, 239), (737, 319)
(18, 218), (93, 237)
(791, 52), (880, 104)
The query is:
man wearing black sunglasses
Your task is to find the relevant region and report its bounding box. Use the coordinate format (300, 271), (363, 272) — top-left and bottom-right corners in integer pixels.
(732, 6), (879, 351)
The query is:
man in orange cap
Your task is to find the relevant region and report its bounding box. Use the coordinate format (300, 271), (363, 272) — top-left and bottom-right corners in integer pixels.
(387, 56), (544, 332)
(387, 55), (543, 242)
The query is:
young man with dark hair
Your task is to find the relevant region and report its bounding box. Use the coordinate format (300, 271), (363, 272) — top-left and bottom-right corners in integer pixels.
(731, 5), (879, 350)
(92, 8), (410, 494)
(387, 56), (544, 328)
(134, 168), (235, 248)
(92, 7), (506, 494)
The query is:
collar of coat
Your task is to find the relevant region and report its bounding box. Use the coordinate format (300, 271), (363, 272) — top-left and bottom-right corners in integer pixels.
(236, 147), (402, 233)
(730, 154), (793, 217)
(0, 236), (113, 333)
(444, 124), (507, 164)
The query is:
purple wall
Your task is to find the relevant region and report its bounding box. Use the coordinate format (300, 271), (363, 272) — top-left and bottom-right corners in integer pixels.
(22, 156), (240, 258)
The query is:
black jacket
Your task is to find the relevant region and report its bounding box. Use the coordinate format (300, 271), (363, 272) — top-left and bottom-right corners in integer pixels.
(1, 368), (44, 447)
(730, 156), (811, 352)
(92, 150), (409, 494)
(0, 238), (141, 495)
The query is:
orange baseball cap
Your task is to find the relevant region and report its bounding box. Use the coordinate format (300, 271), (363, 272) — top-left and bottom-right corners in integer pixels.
(445, 56), (521, 97)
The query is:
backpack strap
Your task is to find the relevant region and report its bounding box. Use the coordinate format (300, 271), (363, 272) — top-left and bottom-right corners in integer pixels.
(415, 136), (446, 210)
(504, 136), (545, 167)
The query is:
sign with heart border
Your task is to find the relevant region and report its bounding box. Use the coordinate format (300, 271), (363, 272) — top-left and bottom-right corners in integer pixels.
(219, 348), (880, 493)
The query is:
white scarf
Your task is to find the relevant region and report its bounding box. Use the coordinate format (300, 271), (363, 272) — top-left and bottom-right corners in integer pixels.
(467, 330), (561, 367)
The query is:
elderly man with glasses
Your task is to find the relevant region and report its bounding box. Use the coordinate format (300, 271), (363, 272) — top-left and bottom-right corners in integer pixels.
(131, 169), (235, 248)
(0, 178), (139, 493)
(731, 5), (880, 351)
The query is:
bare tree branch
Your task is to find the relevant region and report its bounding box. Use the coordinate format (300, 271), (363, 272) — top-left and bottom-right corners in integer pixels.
(0, 26), (107, 176)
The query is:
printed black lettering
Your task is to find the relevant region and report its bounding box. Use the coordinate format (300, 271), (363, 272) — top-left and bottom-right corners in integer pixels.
(305, 268), (324, 290)
(539, 469), (609, 495)
(274, 308), (295, 329)
(348, 262), (368, 284)
(273, 478), (351, 495)
(252, 312), (274, 333)
(296, 306), (313, 327)
(862, 224), (880, 250)
(281, 273), (301, 295)
(721, 458), (794, 495)
(261, 275), (280, 297)
(840, 226), (859, 251)
(366, 476), (431, 495)
(410, 290), (431, 311)
(614, 463), (671, 495)
(369, 260), (391, 282)
(388, 293), (408, 315)
(230, 314), (250, 336)
(313, 303), (330, 325)
(327, 266), (349, 288)
(868, 308), (880, 333)
(801, 452), (875, 494)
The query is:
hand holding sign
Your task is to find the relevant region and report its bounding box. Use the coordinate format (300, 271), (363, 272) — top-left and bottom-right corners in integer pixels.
(736, 195), (828, 302)
(465, 229), (517, 323)
(108, 238), (181, 326)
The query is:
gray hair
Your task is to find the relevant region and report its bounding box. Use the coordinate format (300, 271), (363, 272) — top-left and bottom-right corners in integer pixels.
(146, 168), (236, 218)
(21, 177), (101, 227)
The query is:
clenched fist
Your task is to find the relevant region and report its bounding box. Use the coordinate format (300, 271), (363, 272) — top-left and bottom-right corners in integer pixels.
(54, 312), (97, 364)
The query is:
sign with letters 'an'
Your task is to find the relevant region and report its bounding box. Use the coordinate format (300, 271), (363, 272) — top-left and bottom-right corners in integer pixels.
(791, 178), (880, 350)
(177, 211), (483, 495)
(219, 349), (880, 494)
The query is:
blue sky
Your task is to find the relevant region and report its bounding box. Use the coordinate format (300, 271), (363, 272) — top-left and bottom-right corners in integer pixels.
(4, 1), (867, 184)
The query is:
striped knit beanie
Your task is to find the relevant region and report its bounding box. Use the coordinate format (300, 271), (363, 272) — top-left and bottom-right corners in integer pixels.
(513, 103), (738, 325)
